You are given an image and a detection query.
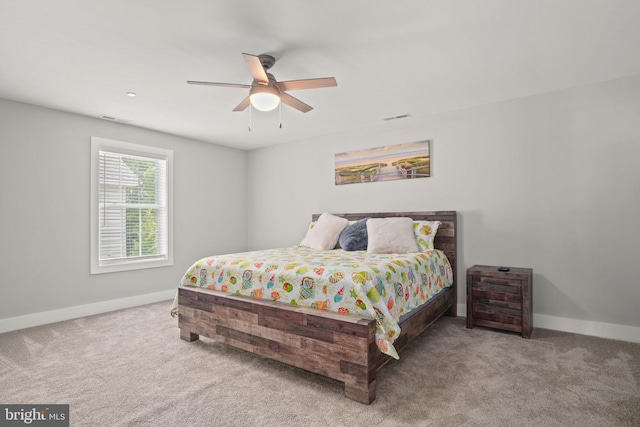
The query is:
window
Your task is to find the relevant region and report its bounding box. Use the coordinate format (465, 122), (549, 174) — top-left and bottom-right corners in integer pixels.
(91, 137), (173, 274)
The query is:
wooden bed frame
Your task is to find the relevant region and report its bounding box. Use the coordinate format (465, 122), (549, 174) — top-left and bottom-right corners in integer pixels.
(178, 211), (457, 404)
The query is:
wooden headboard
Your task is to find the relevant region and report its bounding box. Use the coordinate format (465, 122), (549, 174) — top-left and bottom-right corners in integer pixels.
(311, 211), (457, 287)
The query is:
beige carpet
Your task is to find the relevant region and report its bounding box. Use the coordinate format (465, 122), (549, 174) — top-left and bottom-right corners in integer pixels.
(0, 301), (638, 427)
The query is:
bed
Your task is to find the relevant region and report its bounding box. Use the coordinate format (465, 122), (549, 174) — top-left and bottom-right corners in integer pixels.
(175, 211), (457, 404)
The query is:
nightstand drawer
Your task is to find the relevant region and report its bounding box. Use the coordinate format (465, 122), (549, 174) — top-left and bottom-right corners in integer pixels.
(471, 296), (522, 311)
(472, 301), (522, 327)
(473, 276), (522, 289)
(471, 277), (522, 303)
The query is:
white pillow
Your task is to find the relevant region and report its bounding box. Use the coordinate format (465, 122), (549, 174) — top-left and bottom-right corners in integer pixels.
(367, 217), (419, 254)
(301, 212), (349, 250)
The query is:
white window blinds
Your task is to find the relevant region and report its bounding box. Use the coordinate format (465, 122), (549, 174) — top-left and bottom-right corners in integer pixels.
(98, 151), (167, 261)
(91, 137), (173, 274)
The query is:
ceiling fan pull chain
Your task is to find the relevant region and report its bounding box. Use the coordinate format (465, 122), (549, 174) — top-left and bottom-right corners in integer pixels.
(279, 102), (282, 129)
(248, 104), (252, 131)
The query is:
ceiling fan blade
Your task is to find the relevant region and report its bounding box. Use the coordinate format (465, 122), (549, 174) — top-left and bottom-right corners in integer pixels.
(280, 92), (313, 113)
(242, 53), (269, 84)
(187, 81), (251, 89)
(276, 77), (337, 92)
(232, 96), (251, 112)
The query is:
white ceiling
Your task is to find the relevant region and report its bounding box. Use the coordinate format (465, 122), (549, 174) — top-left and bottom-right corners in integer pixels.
(1, 0), (639, 150)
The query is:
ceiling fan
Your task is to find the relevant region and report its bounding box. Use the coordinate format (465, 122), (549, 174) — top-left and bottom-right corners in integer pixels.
(187, 53), (337, 113)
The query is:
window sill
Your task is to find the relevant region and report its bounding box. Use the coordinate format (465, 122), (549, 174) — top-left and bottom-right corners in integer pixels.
(90, 257), (173, 275)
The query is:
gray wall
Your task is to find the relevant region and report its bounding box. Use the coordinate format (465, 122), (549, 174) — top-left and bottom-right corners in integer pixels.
(0, 99), (248, 319)
(247, 74), (640, 328)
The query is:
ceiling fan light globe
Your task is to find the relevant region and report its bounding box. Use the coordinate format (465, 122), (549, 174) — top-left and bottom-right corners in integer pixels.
(250, 93), (280, 111)
(249, 86), (280, 111)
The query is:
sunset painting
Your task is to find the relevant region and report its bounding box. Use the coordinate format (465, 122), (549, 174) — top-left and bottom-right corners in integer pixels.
(334, 140), (431, 185)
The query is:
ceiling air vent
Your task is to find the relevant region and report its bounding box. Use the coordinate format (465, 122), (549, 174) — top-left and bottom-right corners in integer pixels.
(99, 114), (131, 123)
(383, 113), (412, 121)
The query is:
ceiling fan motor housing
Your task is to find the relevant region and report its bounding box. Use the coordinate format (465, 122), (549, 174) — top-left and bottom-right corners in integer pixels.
(258, 54), (276, 71)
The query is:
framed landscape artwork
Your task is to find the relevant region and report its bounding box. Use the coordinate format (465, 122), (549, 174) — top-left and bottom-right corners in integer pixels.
(334, 140), (431, 185)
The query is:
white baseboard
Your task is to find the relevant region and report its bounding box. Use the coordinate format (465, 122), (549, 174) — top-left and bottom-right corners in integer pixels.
(532, 313), (640, 343)
(456, 303), (640, 344)
(0, 289), (177, 334)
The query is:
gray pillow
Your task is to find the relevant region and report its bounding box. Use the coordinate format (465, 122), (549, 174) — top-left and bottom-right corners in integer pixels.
(338, 218), (370, 251)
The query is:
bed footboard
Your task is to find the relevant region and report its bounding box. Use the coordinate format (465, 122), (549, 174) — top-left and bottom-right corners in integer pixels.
(178, 286), (378, 404)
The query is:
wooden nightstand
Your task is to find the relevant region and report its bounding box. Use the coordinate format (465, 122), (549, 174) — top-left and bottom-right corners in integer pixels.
(466, 265), (533, 338)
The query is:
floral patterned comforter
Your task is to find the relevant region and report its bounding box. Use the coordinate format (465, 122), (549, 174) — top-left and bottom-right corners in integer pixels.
(171, 246), (453, 359)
